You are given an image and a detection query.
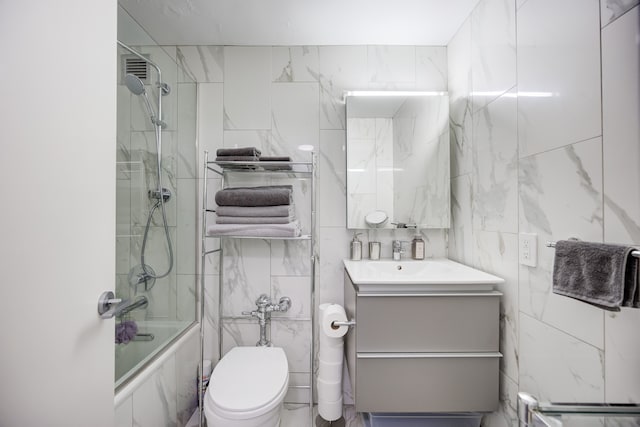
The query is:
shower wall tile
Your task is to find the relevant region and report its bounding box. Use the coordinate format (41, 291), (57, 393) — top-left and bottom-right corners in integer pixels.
(176, 45), (224, 83)
(177, 82), (197, 179)
(197, 83), (223, 167)
(272, 46), (319, 82)
(518, 137), (604, 348)
(270, 276), (311, 319)
(517, 0), (601, 157)
(270, 82), (319, 159)
(473, 230), (519, 383)
(601, 0), (639, 27)
(270, 240), (311, 277)
(318, 46), (368, 130)
(472, 90), (518, 233)
(519, 313), (604, 402)
(602, 5), (640, 246)
(271, 320), (312, 373)
(367, 45), (415, 88)
(223, 129), (270, 152)
(221, 319), (260, 355)
(605, 309), (640, 402)
(319, 130), (347, 228)
(132, 358), (178, 427)
(223, 47), (271, 130)
(176, 178), (197, 275)
(221, 238), (271, 316)
(480, 373), (518, 427)
(203, 272), (220, 363)
(448, 17), (473, 177)
(176, 274), (197, 322)
(415, 46), (448, 91)
(318, 227), (352, 306)
(175, 330), (199, 426)
(450, 174), (474, 265)
(470, 0), (517, 111)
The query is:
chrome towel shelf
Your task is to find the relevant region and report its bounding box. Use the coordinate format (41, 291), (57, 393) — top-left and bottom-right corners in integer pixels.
(518, 392), (640, 427)
(546, 241), (640, 258)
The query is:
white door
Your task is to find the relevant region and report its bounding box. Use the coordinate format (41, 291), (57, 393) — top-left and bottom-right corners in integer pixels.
(0, 1), (117, 426)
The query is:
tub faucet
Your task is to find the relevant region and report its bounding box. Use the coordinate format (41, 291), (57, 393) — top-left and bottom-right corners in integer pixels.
(242, 294), (291, 347)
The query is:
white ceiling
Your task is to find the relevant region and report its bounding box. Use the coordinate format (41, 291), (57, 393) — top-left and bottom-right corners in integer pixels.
(119, 0), (480, 46)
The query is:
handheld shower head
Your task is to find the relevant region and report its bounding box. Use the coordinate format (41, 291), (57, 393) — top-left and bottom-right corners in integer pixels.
(124, 73), (165, 128)
(124, 73), (146, 95)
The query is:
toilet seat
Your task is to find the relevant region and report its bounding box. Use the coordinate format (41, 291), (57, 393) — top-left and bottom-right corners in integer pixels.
(206, 346), (289, 420)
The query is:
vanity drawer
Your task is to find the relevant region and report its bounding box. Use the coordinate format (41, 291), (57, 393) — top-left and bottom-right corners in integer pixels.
(356, 292), (500, 353)
(355, 353), (500, 413)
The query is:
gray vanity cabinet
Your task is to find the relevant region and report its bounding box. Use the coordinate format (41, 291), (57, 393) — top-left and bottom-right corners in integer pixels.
(344, 271), (502, 413)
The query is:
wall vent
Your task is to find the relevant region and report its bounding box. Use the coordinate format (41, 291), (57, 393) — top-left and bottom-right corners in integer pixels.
(121, 54), (149, 83)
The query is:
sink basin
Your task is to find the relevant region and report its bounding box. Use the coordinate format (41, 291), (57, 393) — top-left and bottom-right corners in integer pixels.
(343, 258), (504, 291)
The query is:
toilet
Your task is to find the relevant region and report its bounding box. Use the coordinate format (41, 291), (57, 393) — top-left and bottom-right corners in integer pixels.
(204, 346), (289, 427)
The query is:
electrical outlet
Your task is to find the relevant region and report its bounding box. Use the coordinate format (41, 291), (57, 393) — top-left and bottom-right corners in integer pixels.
(519, 233), (538, 267)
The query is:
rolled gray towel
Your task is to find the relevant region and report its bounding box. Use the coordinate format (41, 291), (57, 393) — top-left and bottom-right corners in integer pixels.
(215, 205), (294, 217)
(215, 186), (292, 207)
(216, 147), (261, 157)
(216, 215), (295, 224)
(206, 221), (302, 238)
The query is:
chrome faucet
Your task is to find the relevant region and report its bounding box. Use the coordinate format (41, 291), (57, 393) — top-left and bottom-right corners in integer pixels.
(242, 294), (291, 347)
(392, 240), (408, 261)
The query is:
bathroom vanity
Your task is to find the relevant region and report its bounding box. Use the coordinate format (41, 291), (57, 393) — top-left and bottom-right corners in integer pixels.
(343, 258), (504, 413)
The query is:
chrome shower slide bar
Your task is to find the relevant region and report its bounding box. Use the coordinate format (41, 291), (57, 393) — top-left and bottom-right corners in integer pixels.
(546, 241), (640, 257)
(518, 392), (640, 427)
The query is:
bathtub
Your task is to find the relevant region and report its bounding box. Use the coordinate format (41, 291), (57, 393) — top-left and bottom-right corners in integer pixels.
(115, 320), (195, 389)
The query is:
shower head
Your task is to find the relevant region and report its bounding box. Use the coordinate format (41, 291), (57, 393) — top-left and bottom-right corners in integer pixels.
(124, 73), (146, 95)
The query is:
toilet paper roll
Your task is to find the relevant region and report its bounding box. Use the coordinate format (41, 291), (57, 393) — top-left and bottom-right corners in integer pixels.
(321, 304), (349, 338)
(317, 377), (343, 401)
(318, 395), (343, 421)
(318, 359), (343, 382)
(319, 344), (344, 362)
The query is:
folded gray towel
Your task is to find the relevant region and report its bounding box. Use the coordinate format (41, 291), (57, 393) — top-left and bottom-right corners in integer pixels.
(552, 239), (640, 311)
(215, 186), (293, 207)
(206, 221), (302, 238)
(260, 156), (291, 161)
(215, 215), (295, 224)
(215, 156), (259, 162)
(216, 147), (261, 157)
(215, 205), (294, 217)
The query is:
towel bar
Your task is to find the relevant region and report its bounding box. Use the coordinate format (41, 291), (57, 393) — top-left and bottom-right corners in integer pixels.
(546, 241), (640, 258)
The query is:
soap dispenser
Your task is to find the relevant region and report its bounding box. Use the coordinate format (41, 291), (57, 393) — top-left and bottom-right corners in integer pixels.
(350, 233), (362, 261)
(411, 233), (425, 260)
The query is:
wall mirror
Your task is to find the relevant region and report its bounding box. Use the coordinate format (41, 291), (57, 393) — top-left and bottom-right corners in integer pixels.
(345, 91), (450, 229)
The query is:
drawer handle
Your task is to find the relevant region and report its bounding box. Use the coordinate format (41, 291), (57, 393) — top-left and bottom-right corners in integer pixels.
(357, 291), (503, 298)
(357, 352), (503, 359)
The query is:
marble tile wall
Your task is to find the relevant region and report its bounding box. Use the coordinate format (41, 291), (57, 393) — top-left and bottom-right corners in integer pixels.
(448, 1), (640, 426)
(190, 45), (449, 408)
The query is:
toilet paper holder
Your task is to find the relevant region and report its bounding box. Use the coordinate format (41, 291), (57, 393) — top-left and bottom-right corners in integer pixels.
(331, 319), (356, 329)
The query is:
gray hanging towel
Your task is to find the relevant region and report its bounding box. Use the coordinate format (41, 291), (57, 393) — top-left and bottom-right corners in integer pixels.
(552, 239), (639, 311)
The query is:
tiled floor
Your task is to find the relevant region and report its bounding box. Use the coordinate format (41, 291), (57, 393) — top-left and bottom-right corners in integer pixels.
(281, 404), (364, 427)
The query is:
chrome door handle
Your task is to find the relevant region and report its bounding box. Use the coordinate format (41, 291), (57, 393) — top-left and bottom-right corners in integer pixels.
(97, 291), (122, 319)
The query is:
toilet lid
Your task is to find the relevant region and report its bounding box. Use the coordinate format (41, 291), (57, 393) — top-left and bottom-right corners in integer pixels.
(207, 347), (289, 417)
